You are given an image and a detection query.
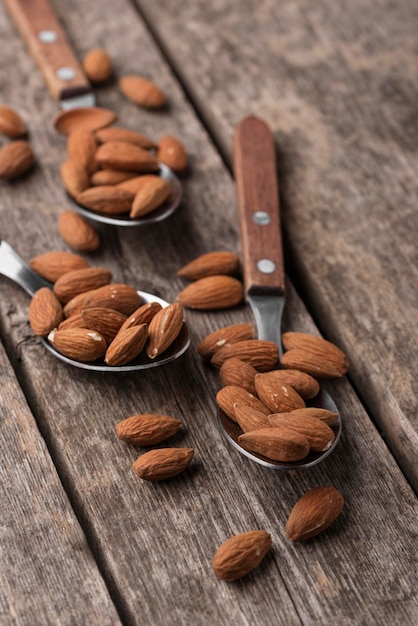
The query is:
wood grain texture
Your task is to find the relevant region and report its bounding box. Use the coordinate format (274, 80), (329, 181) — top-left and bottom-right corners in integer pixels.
(0, 0), (417, 625)
(136, 0), (418, 493)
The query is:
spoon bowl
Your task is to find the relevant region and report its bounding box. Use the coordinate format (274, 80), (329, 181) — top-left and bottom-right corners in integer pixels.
(0, 240), (190, 371)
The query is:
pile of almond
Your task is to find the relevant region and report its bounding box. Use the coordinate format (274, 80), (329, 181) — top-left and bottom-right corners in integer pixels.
(28, 250), (185, 365)
(198, 323), (349, 464)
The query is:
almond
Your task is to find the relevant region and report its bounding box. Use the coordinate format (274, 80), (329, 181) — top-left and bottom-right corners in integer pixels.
(47, 327), (107, 361)
(197, 323), (255, 359)
(219, 358), (257, 394)
(146, 303), (184, 359)
(0, 105), (27, 138)
(233, 404), (269, 432)
(211, 339), (279, 372)
(81, 306), (127, 343)
(281, 332), (349, 378)
(268, 412), (335, 452)
(29, 288), (63, 336)
(216, 385), (269, 422)
(58, 313), (87, 330)
(212, 530), (272, 581)
(53, 106), (117, 135)
(119, 75), (167, 109)
(65, 283), (142, 317)
(116, 413), (182, 446)
(254, 373), (306, 413)
(76, 186), (134, 215)
(105, 324), (148, 366)
(60, 160), (90, 197)
(95, 127), (157, 149)
(0, 140), (34, 179)
(30, 251), (90, 283)
(283, 407), (339, 426)
(238, 427), (310, 462)
(262, 369), (320, 399)
(130, 176), (171, 218)
(119, 301), (162, 332)
(157, 134), (187, 173)
(58, 210), (100, 252)
(178, 251), (240, 281)
(91, 169), (138, 186)
(133, 448), (194, 481)
(53, 267), (112, 303)
(177, 275), (244, 310)
(66, 129), (97, 173)
(95, 141), (159, 172)
(82, 48), (112, 83)
(117, 174), (157, 195)
(285, 485), (344, 541)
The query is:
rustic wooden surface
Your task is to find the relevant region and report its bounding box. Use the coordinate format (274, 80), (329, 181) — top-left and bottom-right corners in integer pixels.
(0, 0), (417, 625)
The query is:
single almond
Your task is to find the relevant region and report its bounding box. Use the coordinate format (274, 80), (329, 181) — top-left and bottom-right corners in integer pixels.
(119, 301), (162, 333)
(82, 48), (112, 83)
(66, 129), (97, 173)
(157, 134), (187, 173)
(47, 327), (107, 362)
(238, 427), (310, 462)
(91, 169), (138, 186)
(119, 75), (167, 108)
(53, 106), (117, 136)
(117, 174), (158, 195)
(105, 324), (148, 366)
(146, 303), (184, 359)
(95, 127), (157, 149)
(76, 186), (134, 215)
(58, 210), (100, 252)
(130, 176), (170, 218)
(283, 407), (339, 426)
(30, 251), (90, 283)
(81, 306), (127, 343)
(53, 267), (112, 303)
(0, 140), (34, 179)
(58, 312), (87, 330)
(281, 332), (349, 378)
(29, 288), (63, 336)
(133, 448), (194, 481)
(212, 530), (272, 581)
(268, 412), (335, 452)
(262, 369), (320, 399)
(216, 385), (269, 422)
(286, 485), (344, 541)
(78, 283), (142, 315)
(219, 358), (257, 394)
(211, 339), (279, 372)
(178, 251), (240, 281)
(0, 105), (27, 138)
(95, 140), (159, 172)
(60, 160), (90, 197)
(254, 372), (306, 413)
(177, 275), (244, 310)
(197, 323), (255, 359)
(233, 404), (270, 432)
(116, 413), (182, 446)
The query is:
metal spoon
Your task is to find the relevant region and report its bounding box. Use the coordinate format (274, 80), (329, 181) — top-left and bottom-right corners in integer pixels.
(217, 116), (342, 470)
(0, 240), (190, 371)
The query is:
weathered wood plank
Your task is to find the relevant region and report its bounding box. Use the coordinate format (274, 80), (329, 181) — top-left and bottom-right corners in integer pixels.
(135, 0), (418, 493)
(0, 341), (121, 625)
(0, 0), (417, 625)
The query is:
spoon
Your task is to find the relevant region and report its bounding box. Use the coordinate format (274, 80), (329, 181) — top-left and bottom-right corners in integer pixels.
(69, 163), (183, 227)
(0, 240), (190, 371)
(217, 116), (342, 470)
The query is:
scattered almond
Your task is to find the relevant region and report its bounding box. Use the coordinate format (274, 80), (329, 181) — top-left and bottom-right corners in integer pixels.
(177, 275), (244, 310)
(48, 327), (107, 362)
(238, 427), (310, 462)
(0, 105), (27, 138)
(29, 288), (63, 336)
(0, 140), (34, 179)
(105, 324), (148, 366)
(58, 210), (100, 252)
(133, 447), (194, 481)
(30, 251), (90, 283)
(157, 134), (188, 173)
(116, 413), (182, 446)
(178, 251), (240, 281)
(197, 323), (255, 359)
(211, 339), (279, 371)
(146, 302), (184, 359)
(119, 75), (167, 109)
(286, 485), (344, 541)
(82, 48), (112, 83)
(212, 530), (272, 581)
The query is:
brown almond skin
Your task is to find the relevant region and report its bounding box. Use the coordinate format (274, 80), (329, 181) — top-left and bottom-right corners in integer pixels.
(211, 339), (279, 372)
(178, 251), (240, 281)
(47, 327), (107, 362)
(238, 427), (310, 462)
(197, 323), (255, 359)
(95, 141), (159, 172)
(58, 210), (100, 252)
(105, 324), (148, 366)
(82, 48), (112, 83)
(130, 176), (171, 218)
(219, 358), (257, 394)
(64, 283), (142, 317)
(286, 485), (344, 541)
(133, 448), (194, 481)
(91, 169), (138, 186)
(119, 301), (162, 333)
(254, 373), (306, 412)
(0, 105), (27, 138)
(281, 332), (349, 378)
(95, 127), (157, 149)
(157, 134), (188, 173)
(81, 307), (127, 343)
(146, 303), (184, 359)
(119, 75), (167, 108)
(212, 530), (272, 581)
(0, 140), (34, 179)
(53, 106), (117, 136)
(53, 267), (112, 303)
(29, 288), (63, 336)
(30, 251), (90, 283)
(234, 404), (270, 433)
(177, 275), (244, 310)
(66, 129), (98, 173)
(267, 412), (335, 452)
(216, 385), (269, 422)
(284, 407), (339, 426)
(60, 160), (90, 197)
(116, 413), (182, 446)
(262, 369), (320, 399)
(76, 186), (134, 215)
(58, 313), (87, 330)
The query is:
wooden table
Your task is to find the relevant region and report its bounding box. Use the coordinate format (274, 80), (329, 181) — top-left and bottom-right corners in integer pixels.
(0, 0), (417, 624)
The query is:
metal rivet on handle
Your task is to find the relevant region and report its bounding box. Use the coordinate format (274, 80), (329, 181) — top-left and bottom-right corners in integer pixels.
(252, 211), (271, 225)
(38, 30), (58, 44)
(257, 259), (276, 274)
(57, 67), (76, 81)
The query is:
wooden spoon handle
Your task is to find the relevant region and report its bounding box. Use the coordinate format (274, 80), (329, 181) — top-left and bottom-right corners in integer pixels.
(233, 116), (285, 296)
(4, 0), (91, 103)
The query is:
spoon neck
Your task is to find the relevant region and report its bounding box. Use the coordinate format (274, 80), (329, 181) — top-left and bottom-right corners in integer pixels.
(0, 241), (51, 297)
